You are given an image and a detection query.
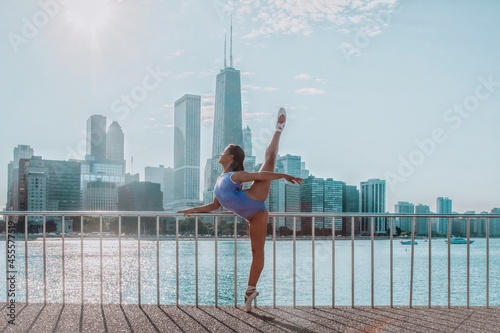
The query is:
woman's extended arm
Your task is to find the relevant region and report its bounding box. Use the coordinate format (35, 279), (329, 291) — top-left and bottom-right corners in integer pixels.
(231, 171), (302, 185)
(177, 197), (221, 216)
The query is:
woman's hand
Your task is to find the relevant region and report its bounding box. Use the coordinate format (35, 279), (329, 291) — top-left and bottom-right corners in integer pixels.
(285, 175), (302, 185)
(177, 208), (194, 217)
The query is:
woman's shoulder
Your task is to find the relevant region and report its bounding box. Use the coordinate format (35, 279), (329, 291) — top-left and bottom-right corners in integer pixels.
(227, 171), (243, 184)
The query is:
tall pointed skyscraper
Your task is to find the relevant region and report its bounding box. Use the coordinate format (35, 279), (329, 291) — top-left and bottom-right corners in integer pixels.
(106, 121), (125, 161)
(205, 21), (243, 197)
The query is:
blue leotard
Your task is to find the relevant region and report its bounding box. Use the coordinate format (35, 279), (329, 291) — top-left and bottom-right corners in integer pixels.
(213, 172), (267, 219)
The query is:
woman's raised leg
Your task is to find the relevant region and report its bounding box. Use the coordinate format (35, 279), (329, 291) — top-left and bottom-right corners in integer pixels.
(246, 108), (286, 201)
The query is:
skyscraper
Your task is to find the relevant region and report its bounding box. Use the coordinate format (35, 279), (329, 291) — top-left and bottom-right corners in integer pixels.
(173, 94), (201, 210)
(86, 115), (107, 160)
(145, 165), (174, 210)
(490, 208), (500, 236)
(436, 197), (452, 235)
(267, 160), (286, 228)
(278, 154), (303, 230)
(18, 156), (81, 232)
(81, 159), (125, 210)
(301, 176), (325, 234)
(243, 125), (252, 157)
(360, 178), (386, 235)
(395, 201), (415, 233)
(7, 144), (34, 211)
(301, 176), (343, 233)
(205, 24), (243, 197)
(324, 178), (343, 232)
(242, 125), (256, 176)
(415, 204), (431, 235)
(342, 184), (360, 236)
(106, 121), (125, 161)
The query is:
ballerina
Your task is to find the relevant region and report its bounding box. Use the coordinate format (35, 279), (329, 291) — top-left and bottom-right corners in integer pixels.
(178, 108), (302, 312)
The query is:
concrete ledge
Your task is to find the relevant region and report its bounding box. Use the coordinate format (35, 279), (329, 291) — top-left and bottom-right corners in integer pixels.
(1, 303), (499, 332)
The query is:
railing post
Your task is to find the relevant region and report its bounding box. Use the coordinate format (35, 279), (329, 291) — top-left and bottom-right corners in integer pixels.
(428, 217), (432, 308)
(119, 216), (122, 305)
(466, 217), (470, 308)
(390, 216), (393, 308)
(293, 216), (296, 307)
(233, 216), (238, 308)
(410, 216), (415, 308)
(351, 216), (355, 308)
(215, 216), (218, 307)
(100, 215), (103, 304)
(332, 215), (335, 308)
(80, 216), (84, 303)
(43, 215), (47, 304)
(62, 216), (65, 304)
(195, 216), (199, 308)
(156, 215), (160, 306)
(486, 217), (490, 308)
(176, 216), (179, 306)
(312, 216), (315, 308)
(24, 215), (29, 304)
(272, 216), (276, 308)
(370, 216), (374, 308)
(137, 216), (141, 305)
(447, 217), (451, 308)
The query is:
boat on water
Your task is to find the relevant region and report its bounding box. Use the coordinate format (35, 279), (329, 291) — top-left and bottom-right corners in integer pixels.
(446, 236), (474, 244)
(400, 240), (418, 245)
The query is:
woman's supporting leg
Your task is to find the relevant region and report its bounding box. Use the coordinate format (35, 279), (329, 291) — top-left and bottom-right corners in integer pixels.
(246, 210), (268, 288)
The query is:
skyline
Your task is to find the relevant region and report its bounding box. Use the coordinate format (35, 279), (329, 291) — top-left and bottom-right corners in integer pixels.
(1, 0), (499, 213)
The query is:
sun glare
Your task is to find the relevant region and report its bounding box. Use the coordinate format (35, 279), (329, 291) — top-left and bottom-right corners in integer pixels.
(63, 0), (115, 37)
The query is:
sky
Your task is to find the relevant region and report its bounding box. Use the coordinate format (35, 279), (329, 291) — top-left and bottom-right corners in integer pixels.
(1, 0), (499, 214)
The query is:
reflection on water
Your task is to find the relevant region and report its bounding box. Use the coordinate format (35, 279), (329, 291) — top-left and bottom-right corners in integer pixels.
(1, 238), (499, 306)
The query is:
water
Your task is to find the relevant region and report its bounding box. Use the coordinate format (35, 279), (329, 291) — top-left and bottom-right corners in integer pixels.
(2, 237), (500, 306)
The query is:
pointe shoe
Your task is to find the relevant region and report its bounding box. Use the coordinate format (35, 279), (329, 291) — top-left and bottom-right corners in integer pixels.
(276, 108), (286, 132)
(244, 290), (259, 312)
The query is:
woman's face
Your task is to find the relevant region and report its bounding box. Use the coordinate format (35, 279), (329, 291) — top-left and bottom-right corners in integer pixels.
(218, 146), (233, 164)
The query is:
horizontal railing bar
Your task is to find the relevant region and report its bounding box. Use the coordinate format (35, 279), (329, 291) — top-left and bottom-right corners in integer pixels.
(2, 211), (500, 219)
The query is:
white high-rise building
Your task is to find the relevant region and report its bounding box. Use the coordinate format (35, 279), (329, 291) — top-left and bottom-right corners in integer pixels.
(360, 178), (386, 235)
(173, 94), (201, 211)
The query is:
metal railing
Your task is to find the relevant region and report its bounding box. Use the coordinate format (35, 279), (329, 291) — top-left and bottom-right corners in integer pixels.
(2, 211), (499, 308)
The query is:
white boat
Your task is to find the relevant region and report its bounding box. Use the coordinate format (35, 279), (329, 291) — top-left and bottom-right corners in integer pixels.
(446, 236), (474, 244)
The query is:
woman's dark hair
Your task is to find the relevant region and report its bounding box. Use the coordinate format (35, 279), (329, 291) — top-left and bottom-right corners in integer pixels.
(227, 144), (245, 171)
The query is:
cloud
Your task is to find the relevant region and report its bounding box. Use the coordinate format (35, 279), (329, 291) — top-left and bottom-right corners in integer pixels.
(294, 74), (312, 81)
(295, 87), (326, 95)
(242, 84), (279, 92)
(223, 0), (400, 39)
